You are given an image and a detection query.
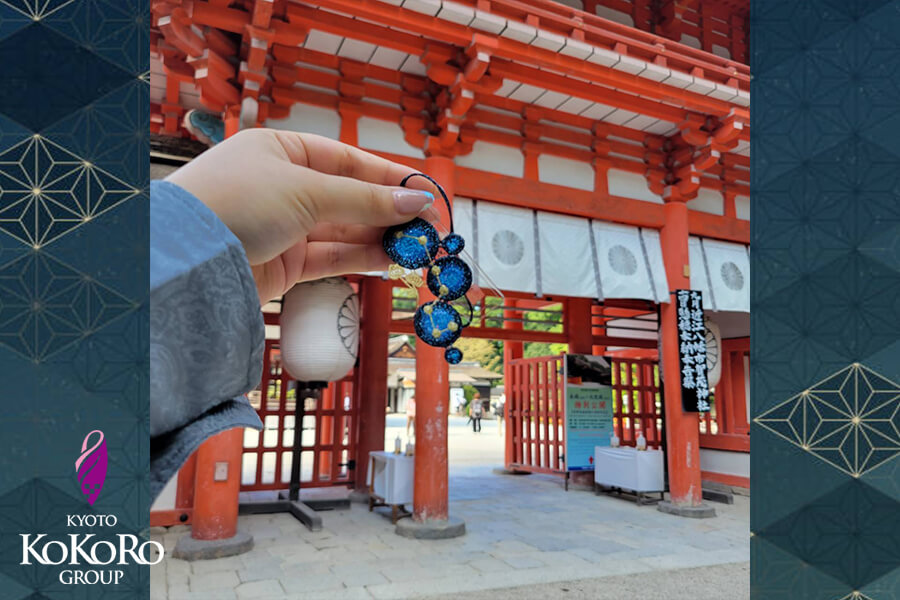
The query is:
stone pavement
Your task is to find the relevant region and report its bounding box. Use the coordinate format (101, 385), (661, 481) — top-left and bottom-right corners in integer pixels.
(151, 416), (749, 599)
(429, 562), (751, 600)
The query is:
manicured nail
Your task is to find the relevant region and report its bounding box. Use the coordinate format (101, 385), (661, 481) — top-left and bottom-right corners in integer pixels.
(394, 189), (434, 214)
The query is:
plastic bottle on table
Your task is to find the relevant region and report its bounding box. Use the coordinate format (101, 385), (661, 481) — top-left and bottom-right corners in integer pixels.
(636, 432), (647, 451)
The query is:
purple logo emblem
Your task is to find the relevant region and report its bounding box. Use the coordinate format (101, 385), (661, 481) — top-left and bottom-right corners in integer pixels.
(75, 430), (107, 506)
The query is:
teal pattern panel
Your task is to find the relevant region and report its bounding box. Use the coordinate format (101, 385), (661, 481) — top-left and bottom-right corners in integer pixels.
(752, 1), (900, 598)
(0, 1), (149, 598)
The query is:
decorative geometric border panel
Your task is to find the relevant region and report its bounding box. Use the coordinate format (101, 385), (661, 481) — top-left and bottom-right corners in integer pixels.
(0, 1), (148, 598)
(752, 1), (900, 598)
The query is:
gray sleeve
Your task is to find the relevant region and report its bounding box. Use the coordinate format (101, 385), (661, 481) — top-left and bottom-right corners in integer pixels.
(149, 180), (264, 500)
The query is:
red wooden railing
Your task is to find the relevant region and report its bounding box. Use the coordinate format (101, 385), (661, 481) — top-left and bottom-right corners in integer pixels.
(506, 354), (663, 474)
(699, 337), (750, 452)
(506, 355), (567, 474)
(240, 341), (358, 492)
(611, 358), (663, 449)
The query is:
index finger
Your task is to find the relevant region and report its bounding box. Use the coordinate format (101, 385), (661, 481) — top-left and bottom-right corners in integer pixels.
(270, 130), (438, 195)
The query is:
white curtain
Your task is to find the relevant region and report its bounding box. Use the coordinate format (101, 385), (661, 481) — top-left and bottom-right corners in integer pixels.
(473, 201), (537, 294)
(639, 228), (670, 303)
(536, 212), (597, 298)
(688, 236), (714, 310)
(592, 221), (660, 302)
(688, 236), (750, 312)
(702, 239), (750, 312)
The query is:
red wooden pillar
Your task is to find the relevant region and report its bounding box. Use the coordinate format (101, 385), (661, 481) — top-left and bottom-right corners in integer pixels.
(355, 276), (392, 494)
(565, 297), (594, 486)
(659, 196), (704, 507)
(412, 154), (454, 523)
(339, 101), (360, 146)
(175, 453), (197, 515)
(190, 428), (244, 540)
(224, 105), (240, 138)
(566, 297), (594, 355)
(590, 303), (606, 356)
(319, 385), (334, 479)
(503, 300), (523, 466)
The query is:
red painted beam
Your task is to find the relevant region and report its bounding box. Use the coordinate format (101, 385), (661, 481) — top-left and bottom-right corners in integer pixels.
(311, 0), (746, 112)
(191, 0), (746, 117)
(389, 318), (657, 348)
(150, 509), (193, 527)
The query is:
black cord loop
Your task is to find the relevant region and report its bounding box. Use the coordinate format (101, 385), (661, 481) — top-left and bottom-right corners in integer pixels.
(400, 172), (454, 234)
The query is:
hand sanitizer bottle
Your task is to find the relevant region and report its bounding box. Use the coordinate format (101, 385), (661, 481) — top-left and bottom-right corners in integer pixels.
(610, 433), (620, 448)
(636, 432), (647, 451)
(394, 435), (402, 454)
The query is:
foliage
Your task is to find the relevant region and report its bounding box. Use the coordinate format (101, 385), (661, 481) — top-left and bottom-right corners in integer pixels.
(390, 292), (569, 376)
(524, 342), (568, 358)
(521, 304), (565, 359)
(454, 338), (503, 373)
(462, 384), (477, 402)
(518, 304), (563, 332)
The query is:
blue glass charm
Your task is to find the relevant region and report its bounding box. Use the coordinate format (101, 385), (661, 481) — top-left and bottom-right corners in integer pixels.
(426, 256), (472, 301)
(414, 301), (462, 347)
(444, 346), (463, 364)
(442, 233), (465, 256)
(382, 218), (440, 269)
(383, 172), (476, 364)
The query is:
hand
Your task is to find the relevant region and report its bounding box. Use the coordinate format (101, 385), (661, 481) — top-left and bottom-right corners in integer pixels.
(166, 128), (440, 303)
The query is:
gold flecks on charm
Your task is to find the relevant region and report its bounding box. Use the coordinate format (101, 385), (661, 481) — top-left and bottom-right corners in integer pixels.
(387, 264), (405, 279)
(388, 263), (423, 293)
(432, 328), (441, 338)
(431, 265), (441, 276)
(439, 284), (449, 296)
(423, 304), (433, 315)
(447, 322), (458, 332)
(417, 235), (428, 245)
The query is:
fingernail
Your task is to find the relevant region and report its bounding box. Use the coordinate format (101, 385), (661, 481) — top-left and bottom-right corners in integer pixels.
(394, 190), (434, 214)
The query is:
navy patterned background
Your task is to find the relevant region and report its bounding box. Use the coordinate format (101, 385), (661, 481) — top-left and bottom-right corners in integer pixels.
(752, 1), (900, 598)
(0, 0), (149, 598)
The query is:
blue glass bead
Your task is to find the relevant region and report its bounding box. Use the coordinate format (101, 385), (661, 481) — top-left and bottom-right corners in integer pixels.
(444, 346), (463, 364)
(442, 233), (465, 256)
(382, 218), (440, 269)
(426, 256), (472, 301)
(413, 301), (462, 347)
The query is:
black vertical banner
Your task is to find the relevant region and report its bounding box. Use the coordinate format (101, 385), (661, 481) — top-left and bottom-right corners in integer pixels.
(0, 1), (150, 597)
(675, 289), (711, 413)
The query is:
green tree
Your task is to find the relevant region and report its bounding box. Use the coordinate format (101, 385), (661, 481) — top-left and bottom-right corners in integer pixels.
(523, 342), (568, 358)
(520, 304), (566, 358)
(454, 337), (503, 373)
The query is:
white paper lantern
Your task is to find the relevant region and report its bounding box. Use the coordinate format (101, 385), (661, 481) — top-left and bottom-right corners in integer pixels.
(280, 278), (359, 382)
(705, 317), (722, 389)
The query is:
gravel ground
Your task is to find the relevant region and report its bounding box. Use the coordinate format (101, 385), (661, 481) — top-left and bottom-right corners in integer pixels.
(426, 561), (750, 600)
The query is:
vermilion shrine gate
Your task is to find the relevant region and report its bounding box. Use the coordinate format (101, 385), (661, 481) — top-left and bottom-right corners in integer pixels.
(149, 0), (750, 540)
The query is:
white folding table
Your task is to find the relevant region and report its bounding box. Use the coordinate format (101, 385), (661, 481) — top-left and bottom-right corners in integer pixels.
(593, 446), (665, 505)
(367, 451), (414, 523)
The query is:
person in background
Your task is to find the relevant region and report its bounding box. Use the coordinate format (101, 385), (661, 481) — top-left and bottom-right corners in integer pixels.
(470, 392), (483, 433)
(406, 395), (416, 438)
(495, 394), (505, 436)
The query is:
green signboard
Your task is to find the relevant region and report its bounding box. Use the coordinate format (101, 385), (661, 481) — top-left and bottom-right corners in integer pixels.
(564, 384), (614, 471)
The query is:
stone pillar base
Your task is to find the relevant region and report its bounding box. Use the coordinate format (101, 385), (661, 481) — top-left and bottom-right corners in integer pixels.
(348, 489), (371, 504)
(492, 468), (531, 476)
(657, 500), (717, 519)
(172, 531), (253, 561)
(395, 516), (465, 539)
